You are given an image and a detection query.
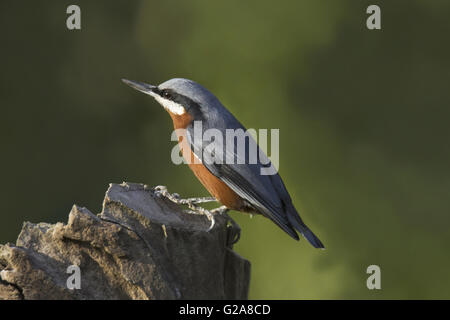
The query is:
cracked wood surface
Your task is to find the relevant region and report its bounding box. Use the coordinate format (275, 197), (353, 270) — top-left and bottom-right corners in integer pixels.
(0, 183), (250, 300)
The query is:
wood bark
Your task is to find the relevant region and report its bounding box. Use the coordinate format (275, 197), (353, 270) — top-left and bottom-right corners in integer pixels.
(0, 183), (250, 300)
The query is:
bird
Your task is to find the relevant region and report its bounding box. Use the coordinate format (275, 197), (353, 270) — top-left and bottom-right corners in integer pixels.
(122, 78), (324, 248)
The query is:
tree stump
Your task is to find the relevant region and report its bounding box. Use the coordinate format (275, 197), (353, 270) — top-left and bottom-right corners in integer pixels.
(0, 183), (250, 300)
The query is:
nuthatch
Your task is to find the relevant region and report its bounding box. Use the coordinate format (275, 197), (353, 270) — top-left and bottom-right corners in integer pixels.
(122, 78), (324, 248)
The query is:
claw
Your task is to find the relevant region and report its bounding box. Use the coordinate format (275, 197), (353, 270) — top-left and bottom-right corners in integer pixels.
(206, 216), (215, 231)
(155, 186), (218, 232)
(210, 205), (229, 215)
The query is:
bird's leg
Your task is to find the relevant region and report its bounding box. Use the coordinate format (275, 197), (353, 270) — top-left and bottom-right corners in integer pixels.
(153, 186), (217, 231)
(154, 186), (216, 204)
(153, 186), (241, 244)
(183, 196), (217, 204)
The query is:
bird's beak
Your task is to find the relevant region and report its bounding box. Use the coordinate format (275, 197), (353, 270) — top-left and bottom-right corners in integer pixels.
(121, 79), (157, 97)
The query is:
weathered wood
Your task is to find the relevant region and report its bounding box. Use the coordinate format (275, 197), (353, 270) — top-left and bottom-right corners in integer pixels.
(0, 182), (250, 300)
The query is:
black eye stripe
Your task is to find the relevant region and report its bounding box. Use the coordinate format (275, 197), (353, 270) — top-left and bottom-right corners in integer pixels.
(155, 89), (203, 119)
(159, 89), (174, 100)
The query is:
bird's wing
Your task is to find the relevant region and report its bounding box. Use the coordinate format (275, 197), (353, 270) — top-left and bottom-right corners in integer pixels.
(186, 128), (299, 240)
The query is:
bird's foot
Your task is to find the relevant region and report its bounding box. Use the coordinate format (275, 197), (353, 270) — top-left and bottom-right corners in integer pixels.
(183, 209), (215, 231)
(154, 186), (240, 244)
(153, 186), (216, 204)
(153, 185), (218, 231)
(210, 205), (229, 215)
(197, 204), (240, 246)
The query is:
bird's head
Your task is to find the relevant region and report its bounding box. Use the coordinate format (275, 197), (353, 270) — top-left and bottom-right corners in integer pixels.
(122, 78), (226, 128)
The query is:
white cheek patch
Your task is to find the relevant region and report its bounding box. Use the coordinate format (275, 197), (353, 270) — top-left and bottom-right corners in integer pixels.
(153, 95), (186, 115)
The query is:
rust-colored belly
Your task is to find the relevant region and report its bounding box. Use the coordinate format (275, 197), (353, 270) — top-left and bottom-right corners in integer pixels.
(181, 136), (244, 210)
(168, 111), (247, 211)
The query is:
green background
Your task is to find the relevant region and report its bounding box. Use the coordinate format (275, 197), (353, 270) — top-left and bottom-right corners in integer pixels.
(1, 0), (449, 299)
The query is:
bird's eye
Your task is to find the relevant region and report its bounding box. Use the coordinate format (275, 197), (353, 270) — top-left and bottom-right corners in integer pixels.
(162, 90), (171, 99)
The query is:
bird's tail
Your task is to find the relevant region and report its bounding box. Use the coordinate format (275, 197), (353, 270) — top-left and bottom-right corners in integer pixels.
(287, 207), (325, 249)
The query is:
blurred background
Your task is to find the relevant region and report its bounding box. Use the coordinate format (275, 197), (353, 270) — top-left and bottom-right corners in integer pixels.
(1, 0), (449, 299)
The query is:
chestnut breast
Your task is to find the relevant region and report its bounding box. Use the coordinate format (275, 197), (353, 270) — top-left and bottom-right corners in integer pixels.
(168, 111), (246, 211)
